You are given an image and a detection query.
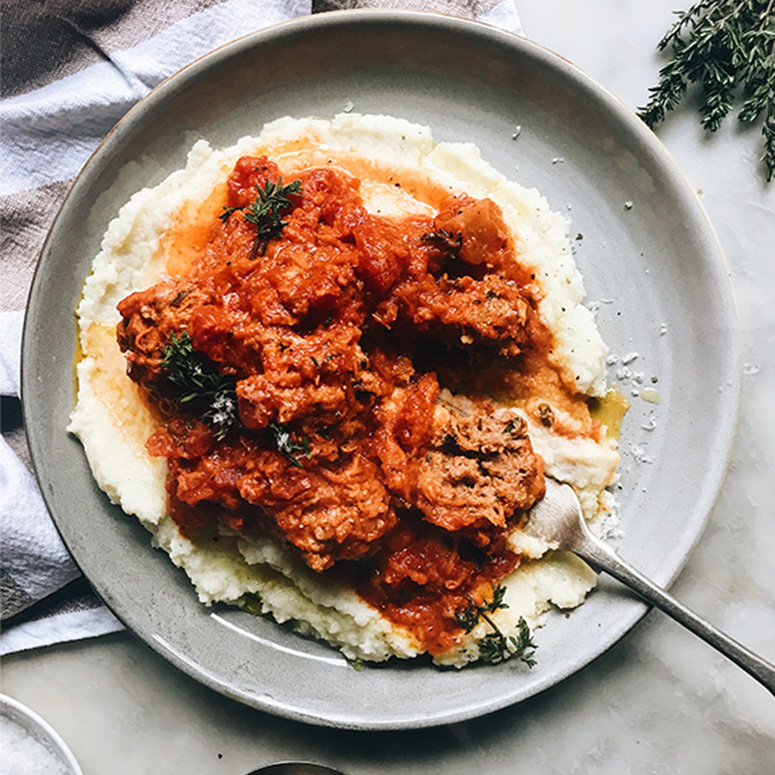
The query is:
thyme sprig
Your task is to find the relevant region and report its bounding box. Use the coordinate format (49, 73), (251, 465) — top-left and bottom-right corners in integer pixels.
(456, 584), (538, 667)
(638, 0), (775, 180)
(161, 331), (238, 438)
(219, 177), (302, 257)
(218, 205), (244, 221)
(244, 177), (302, 258)
(478, 616), (538, 667)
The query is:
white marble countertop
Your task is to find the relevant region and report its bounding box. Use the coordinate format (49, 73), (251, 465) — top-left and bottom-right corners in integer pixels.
(3, 1), (774, 772)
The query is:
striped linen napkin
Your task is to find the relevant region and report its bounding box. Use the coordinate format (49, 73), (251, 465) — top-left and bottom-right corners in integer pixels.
(0, 0), (523, 655)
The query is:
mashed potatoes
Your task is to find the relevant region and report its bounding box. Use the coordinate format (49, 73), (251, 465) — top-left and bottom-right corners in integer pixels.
(69, 114), (620, 666)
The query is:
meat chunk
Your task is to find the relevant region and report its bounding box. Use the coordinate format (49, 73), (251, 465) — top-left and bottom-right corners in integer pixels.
(148, 418), (396, 571)
(415, 395), (545, 532)
(117, 282), (214, 385)
(235, 324), (366, 430)
(390, 273), (532, 357)
(365, 193), (536, 357)
(238, 453), (396, 571)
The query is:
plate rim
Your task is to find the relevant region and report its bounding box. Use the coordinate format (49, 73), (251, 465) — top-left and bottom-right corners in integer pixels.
(21, 9), (741, 730)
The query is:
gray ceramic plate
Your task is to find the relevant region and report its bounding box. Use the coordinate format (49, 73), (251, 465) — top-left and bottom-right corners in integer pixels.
(23, 10), (740, 730)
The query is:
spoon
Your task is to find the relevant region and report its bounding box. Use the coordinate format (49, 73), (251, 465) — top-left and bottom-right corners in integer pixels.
(526, 478), (775, 696)
(246, 763), (346, 775)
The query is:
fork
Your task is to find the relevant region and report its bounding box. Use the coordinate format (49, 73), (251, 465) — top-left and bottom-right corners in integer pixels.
(526, 478), (775, 696)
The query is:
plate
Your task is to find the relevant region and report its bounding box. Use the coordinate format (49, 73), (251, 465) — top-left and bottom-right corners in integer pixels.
(23, 10), (740, 729)
(1, 694), (83, 774)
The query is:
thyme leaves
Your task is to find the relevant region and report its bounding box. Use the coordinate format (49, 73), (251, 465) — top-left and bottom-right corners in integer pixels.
(244, 177), (302, 258)
(219, 177), (303, 257)
(217, 205), (244, 222)
(478, 616), (538, 667)
(456, 584), (538, 667)
(268, 422), (311, 467)
(160, 334), (313, 460)
(160, 331), (238, 438)
(638, 0), (775, 181)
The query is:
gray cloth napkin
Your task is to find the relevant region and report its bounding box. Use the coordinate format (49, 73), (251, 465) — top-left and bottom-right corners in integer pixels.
(0, 0), (522, 655)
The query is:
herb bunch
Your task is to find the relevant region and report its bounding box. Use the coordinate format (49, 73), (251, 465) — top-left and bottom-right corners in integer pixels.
(220, 178), (302, 258)
(161, 331), (238, 437)
(456, 584), (538, 666)
(638, 0), (775, 180)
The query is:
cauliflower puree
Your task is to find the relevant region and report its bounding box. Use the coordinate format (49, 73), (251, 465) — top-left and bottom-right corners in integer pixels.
(69, 114), (620, 666)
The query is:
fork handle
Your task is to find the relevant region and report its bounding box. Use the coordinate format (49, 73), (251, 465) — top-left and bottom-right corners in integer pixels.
(577, 531), (775, 697)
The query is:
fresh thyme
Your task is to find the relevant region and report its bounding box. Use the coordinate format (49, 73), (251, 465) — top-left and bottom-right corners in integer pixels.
(218, 177), (302, 257)
(478, 616), (538, 667)
(160, 331), (238, 437)
(456, 583), (508, 633)
(268, 421), (311, 467)
(638, 0), (775, 181)
(456, 584), (538, 667)
(246, 178), (302, 258)
(218, 205), (244, 222)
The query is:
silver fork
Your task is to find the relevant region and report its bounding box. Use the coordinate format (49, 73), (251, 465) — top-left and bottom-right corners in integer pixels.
(526, 478), (775, 696)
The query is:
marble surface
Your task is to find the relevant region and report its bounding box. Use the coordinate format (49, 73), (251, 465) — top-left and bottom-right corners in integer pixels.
(3, 1), (774, 772)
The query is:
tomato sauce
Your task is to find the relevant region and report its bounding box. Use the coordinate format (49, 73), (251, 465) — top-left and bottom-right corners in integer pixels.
(116, 154), (596, 654)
